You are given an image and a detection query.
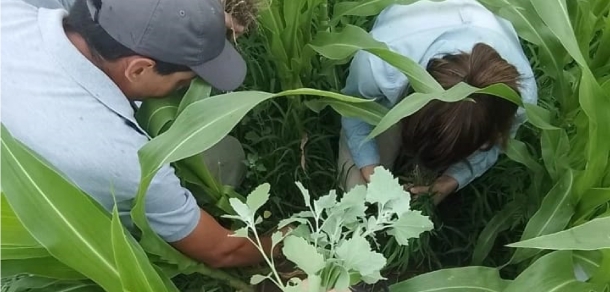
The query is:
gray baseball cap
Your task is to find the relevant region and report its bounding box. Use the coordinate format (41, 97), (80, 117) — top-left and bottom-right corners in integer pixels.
(87, 0), (246, 91)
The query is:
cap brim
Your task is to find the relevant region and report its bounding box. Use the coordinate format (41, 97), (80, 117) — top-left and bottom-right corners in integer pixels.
(191, 40), (246, 92)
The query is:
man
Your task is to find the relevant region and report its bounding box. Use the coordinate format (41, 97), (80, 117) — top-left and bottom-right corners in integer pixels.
(1, 0), (278, 268)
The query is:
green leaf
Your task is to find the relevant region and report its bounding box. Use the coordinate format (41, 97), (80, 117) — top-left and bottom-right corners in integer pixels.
(505, 251), (601, 292)
(575, 188), (610, 221)
(177, 78), (212, 116)
(388, 211), (434, 246)
(246, 183), (271, 214)
(110, 204), (177, 292)
(310, 24), (443, 94)
(507, 216), (610, 250)
(283, 235), (326, 275)
(5, 278), (103, 292)
(305, 98), (387, 126)
(0, 125), (121, 291)
(228, 198), (253, 223)
(471, 202), (521, 265)
(1, 195), (39, 247)
(1, 246), (49, 260)
(510, 169), (576, 264)
(1, 257), (85, 280)
(331, 0), (423, 23)
(389, 266), (508, 292)
(368, 82), (522, 140)
(134, 95), (180, 137)
(335, 234), (386, 278)
(524, 104), (560, 130)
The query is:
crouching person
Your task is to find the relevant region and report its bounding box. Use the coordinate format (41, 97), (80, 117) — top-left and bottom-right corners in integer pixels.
(337, 0), (538, 205)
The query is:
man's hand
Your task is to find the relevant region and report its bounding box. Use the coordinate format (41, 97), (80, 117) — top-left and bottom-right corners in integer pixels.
(408, 175), (458, 205)
(360, 164), (379, 183)
(224, 12), (245, 37)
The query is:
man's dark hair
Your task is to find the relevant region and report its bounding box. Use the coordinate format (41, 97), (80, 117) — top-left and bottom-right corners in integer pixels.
(64, 0), (191, 75)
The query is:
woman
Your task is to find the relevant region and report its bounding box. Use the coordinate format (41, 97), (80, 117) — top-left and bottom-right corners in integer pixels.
(338, 0), (538, 204)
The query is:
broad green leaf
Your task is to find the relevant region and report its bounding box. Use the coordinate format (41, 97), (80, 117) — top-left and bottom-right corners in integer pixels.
(471, 202), (521, 265)
(505, 139), (545, 175)
(0, 125), (121, 291)
(508, 216), (610, 250)
(1, 246), (49, 260)
(524, 103), (561, 130)
(1, 195), (40, 247)
(310, 24), (443, 94)
(510, 169), (576, 264)
(5, 277), (103, 292)
(283, 235), (325, 275)
(388, 211), (434, 246)
(574, 250), (603, 280)
(505, 251), (601, 292)
(368, 82), (523, 139)
(110, 204), (176, 292)
(331, 0), (424, 23)
(134, 95), (180, 137)
(246, 183), (271, 214)
(541, 129), (571, 180)
(1, 257), (85, 280)
(336, 234), (386, 278)
(305, 98), (387, 126)
(389, 266), (508, 292)
(575, 188), (610, 220)
(177, 78), (212, 116)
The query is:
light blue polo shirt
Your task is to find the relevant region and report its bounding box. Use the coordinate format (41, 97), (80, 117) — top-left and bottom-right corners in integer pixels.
(342, 0), (538, 190)
(1, 0), (200, 242)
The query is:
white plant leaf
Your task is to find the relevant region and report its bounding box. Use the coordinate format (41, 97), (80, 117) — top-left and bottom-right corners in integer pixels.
(336, 185), (367, 224)
(333, 266), (352, 291)
(271, 231), (284, 247)
(283, 236), (326, 275)
(361, 270), (385, 284)
(250, 274), (268, 285)
(278, 217), (310, 229)
(246, 183), (270, 214)
(295, 182), (312, 208)
(314, 191), (337, 217)
(389, 211), (434, 245)
(294, 211), (315, 218)
(230, 227), (249, 238)
(384, 190), (412, 218)
(365, 167), (404, 206)
(336, 234), (386, 277)
(228, 198), (252, 223)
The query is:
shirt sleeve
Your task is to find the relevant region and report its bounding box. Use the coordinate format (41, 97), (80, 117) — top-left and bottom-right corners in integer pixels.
(443, 73), (539, 190)
(341, 50), (408, 168)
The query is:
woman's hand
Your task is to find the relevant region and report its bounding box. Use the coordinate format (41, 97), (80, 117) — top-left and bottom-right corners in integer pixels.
(408, 175), (459, 205)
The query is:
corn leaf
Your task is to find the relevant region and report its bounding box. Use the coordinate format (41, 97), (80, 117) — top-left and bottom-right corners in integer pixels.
(331, 0), (423, 23)
(575, 188), (610, 221)
(309, 24), (443, 94)
(389, 266), (508, 292)
(507, 216), (610, 250)
(1, 257), (85, 280)
(509, 169), (576, 264)
(368, 82), (522, 140)
(4, 277), (103, 292)
(0, 124), (122, 291)
(1, 195), (40, 247)
(471, 201), (522, 265)
(504, 251), (603, 292)
(305, 98), (388, 126)
(110, 204), (178, 292)
(2, 246), (49, 260)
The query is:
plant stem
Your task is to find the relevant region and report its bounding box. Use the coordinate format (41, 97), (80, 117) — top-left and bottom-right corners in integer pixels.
(250, 225), (286, 290)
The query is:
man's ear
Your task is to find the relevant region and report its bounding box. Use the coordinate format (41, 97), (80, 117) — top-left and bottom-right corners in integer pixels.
(124, 57), (156, 83)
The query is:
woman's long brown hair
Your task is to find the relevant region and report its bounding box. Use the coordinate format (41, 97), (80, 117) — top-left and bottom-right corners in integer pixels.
(401, 43), (522, 173)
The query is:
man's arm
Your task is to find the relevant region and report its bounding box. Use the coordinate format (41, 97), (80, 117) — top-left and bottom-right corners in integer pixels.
(169, 208), (278, 268)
